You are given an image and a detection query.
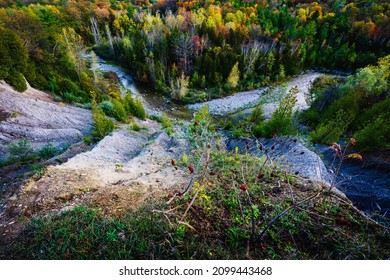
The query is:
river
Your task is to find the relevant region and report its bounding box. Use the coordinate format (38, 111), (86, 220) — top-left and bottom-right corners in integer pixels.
(93, 57), (192, 120)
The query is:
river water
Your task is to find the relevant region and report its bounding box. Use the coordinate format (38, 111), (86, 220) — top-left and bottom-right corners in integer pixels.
(93, 56), (390, 221)
(93, 57), (192, 120)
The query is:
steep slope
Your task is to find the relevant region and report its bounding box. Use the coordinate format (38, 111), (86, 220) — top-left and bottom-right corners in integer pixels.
(0, 81), (92, 161)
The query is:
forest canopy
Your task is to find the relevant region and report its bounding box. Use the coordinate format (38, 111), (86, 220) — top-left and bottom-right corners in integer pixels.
(0, 0), (389, 101)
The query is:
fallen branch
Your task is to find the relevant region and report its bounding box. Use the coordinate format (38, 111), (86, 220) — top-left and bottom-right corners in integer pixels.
(258, 188), (323, 241)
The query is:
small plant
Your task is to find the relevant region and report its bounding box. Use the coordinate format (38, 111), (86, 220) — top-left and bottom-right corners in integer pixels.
(111, 99), (127, 122)
(253, 87), (298, 138)
(83, 136), (92, 145)
(30, 164), (44, 177)
(11, 111), (19, 118)
(124, 93), (146, 120)
(329, 138), (362, 189)
(151, 113), (174, 136)
(8, 138), (33, 158)
(128, 121), (142, 131)
(99, 100), (115, 116)
(91, 98), (115, 141)
(38, 143), (58, 159)
(309, 110), (353, 144)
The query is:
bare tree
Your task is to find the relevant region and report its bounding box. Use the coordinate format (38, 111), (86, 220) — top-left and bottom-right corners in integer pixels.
(90, 17), (102, 45)
(173, 33), (194, 74)
(62, 28), (86, 81)
(242, 41), (261, 79)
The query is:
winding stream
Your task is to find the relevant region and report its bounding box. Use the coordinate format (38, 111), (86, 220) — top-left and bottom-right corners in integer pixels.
(93, 56), (390, 220)
(93, 57), (192, 120)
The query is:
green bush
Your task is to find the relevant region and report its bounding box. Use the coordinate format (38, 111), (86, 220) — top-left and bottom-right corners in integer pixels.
(38, 144), (58, 159)
(58, 78), (80, 94)
(309, 76), (341, 105)
(8, 138), (33, 158)
(133, 98), (146, 120)
(150, 114), (173, 135)
(99, 101), (114, 115)
(63, 92), (84, 104)
(124, 93), (146, 120)
(250, 105), (265, 125)
(58, 79), (87, 102)
(354, 115), (390, 151)
(91, 102), (115, 140)
(112, 99), (127, 122)
(5, 69), (27, 92)
(83, 136), (92, 145)
(128, 121), (142, 132)
(253, 87), (297, 138)
(0, 28), (28, 92)
(299, 108), (320, 126)
(309, 110), (353, 144)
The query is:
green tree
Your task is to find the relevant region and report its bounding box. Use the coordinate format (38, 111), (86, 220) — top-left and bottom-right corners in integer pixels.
(0, 28), (28, 91)
(91, 100), (115, 141)
(227, 62), (240, 89)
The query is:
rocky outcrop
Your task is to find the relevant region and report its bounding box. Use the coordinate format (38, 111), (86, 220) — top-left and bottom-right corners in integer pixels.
(226, 136), (334, 187)
(0, 81), (92, 161)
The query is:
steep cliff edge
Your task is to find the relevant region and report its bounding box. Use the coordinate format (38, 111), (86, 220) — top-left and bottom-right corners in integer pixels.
(0, 81), (92, 161)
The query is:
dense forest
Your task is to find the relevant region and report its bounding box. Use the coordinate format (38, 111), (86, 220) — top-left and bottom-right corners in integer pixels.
(1, 0), (389, 97)
(1, 0), (389, 147)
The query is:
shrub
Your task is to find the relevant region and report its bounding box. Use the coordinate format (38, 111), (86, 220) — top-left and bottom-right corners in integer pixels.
(83, 136), (92, 145)
(150, 114), (173, 135)
(354, 115), (390, 150)
(58, 79), (88, 103)
(38, 144), (58, 159)
(124, 93), (146, 120)
(123, 93), (135, 114)
(128, 121), (142, 131)
(58, 79), (80, 95)
(309, 110), (353, 144)
(253, 87), (298, 138)
(250, 105), (265, 125)
(133, 98), (146, 120)
(8, 138), (33, 158)
(112, 99), (127, 122)
(0, 28), (28, 92)
(99, 100), (114, 116)
(5, 69), (27, 92)
(308, 76), (341, 105)
(63, 92), (84, 104)
(91, 102), (115, 140)
(299, 108), (320, 126)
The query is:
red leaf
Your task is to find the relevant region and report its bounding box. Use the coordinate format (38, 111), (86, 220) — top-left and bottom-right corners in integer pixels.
(188, 165), (194, 173)
(240, 184), (247, 191)
(171, 159), (175, 166)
